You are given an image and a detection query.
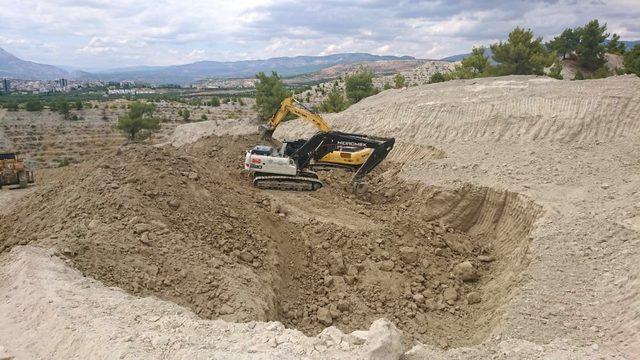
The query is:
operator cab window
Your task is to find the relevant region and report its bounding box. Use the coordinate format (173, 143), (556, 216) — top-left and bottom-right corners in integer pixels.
(251, 146), (273, 156)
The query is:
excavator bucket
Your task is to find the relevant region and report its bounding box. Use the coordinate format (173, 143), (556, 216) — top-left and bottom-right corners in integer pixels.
(258, 124), (275, 141)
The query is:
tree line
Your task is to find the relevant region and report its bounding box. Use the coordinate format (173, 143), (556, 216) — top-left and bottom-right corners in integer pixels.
(429, 19), (640, 83)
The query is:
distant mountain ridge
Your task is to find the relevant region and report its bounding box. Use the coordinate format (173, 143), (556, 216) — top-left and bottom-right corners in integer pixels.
(0, 47), (416, 84)
(0, 47), (68, 80)
(81, 53), (416, 84)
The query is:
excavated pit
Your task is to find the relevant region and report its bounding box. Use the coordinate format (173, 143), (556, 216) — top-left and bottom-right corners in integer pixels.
(0, 134), (541, 348)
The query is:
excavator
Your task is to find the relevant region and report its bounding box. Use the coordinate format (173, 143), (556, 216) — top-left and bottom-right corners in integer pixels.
(259, 97), (374, 171)
(244, 131), (395, 191)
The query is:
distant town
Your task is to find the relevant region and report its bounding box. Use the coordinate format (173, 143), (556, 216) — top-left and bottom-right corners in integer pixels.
(0, 76), (270, 99)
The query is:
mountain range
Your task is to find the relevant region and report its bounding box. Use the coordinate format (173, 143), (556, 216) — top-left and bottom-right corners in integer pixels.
(0, 48), (415, 85)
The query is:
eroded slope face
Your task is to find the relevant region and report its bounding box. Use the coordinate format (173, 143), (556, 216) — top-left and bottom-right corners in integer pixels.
(277, 75), (640, 144)
(0, 134), (540, 347)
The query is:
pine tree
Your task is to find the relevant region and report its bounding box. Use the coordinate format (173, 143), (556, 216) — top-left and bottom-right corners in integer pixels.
(576, 20), (608, 71)
(490, 27), (554, 75)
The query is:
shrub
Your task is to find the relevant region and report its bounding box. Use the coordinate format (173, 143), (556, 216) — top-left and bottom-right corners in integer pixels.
(592, 67), (611, 79)
(4, 102), (19, 111)
(548, 59), (564, 79)
(25, 99), (43, 111)
(394, 73), (405, 88)
(429, 72), (446, 83)
(573, 70), (585, 80)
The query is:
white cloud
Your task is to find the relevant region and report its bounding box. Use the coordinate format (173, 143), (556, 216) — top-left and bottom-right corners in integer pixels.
(0, 0), (637, 68)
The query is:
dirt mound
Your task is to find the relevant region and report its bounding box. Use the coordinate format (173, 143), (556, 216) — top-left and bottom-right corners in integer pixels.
(277, 75), (640, 144)
(0, 134), (540, 348)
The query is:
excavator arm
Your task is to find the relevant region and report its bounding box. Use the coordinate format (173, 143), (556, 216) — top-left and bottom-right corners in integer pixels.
(290, 131), (395, 189)
(259, 97), (331, 141)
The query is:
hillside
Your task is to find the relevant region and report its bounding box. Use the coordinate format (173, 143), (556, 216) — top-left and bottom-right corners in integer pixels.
(0, 47), (68, 80)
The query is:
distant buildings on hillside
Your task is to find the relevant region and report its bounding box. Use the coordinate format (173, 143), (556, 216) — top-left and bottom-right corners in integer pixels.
(0, 78), (106, 94)
(106, 88), (155, 95)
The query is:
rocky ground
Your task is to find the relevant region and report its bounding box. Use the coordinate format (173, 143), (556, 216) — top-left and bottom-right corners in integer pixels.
(1, 74), (639, 359)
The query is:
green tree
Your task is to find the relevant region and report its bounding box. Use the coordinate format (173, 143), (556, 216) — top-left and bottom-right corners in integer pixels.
(547, 59), (564, 79)
(255, 71), (291, 120)
(460, 46), (491, 75)
(317, 83), (349, 113)
(394, 73), (406, 88)
(429, 72), (446, 83)
(75, 100), (83, 110)
(547, 28), (579, 59)
(576, 19), (608, 71)
(623, 45), (640, 76)
(490, 27), (554, 75)
(210, 97), (221, 106)
(116, 101), (159, 140)
(25, 99), (43, 111)
(345, 67), (376, 104)
(606, 33), (626, 55)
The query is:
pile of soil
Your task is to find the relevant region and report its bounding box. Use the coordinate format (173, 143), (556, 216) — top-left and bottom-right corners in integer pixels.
(0, 134), (537, 347)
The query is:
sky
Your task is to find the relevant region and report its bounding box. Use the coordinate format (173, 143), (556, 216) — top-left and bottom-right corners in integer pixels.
(0, 0), (639, 70)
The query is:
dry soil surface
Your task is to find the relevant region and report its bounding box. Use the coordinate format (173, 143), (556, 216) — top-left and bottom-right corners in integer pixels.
(1, 75), (639, 359)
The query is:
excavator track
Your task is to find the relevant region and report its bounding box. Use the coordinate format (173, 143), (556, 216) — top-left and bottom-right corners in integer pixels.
(253, 175), (323, 191)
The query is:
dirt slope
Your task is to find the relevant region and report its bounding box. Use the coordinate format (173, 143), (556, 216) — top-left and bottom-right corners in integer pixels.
(277, 74), (640, 358)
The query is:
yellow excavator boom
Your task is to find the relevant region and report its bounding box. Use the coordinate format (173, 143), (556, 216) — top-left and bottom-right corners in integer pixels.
(259, 97), (331, 140)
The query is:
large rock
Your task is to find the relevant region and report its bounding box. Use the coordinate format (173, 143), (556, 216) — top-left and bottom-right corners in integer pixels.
(352, 319), (404, 360)
(399, 246), (417, 264)
(317, 307), (333, 326)
(330, 252), (347, 275)
(453, 261), (479, 282)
